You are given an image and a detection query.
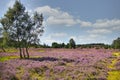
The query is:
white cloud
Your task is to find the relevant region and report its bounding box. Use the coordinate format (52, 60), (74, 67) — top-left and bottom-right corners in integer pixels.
(41, 32), (68, 45)
(78, 19), (120, 44)
(44, 39), (61, 45)
(46, 16), (77, 26)
(50, 33), (68, 38)
(79, 19), (120, 32)
(80, 21), (92, 27)
(82, 19), (120, 36)
(89, 34), (102, 38)
(93, 19), (120, 29)
(35, 6), (73, 18)
(77, 20), (92, 27)
(87, 29), (112, 34)
(35, 6), (120, 30)
(35, 6), (78, 26)
(76, 34), (107, 44)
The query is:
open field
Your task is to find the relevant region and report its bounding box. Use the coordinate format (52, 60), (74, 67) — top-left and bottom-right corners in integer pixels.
(0, 0), (120, 80)
(0, 48), (120, 80)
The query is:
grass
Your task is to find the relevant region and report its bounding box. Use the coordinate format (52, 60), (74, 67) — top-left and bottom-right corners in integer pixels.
(5, 48), (18, 53)
(39, 49), (45, 53)
(107, 52), (120, 80)
(108, 59), (117, 69)
(107, 71), (120, 80)
(0, 56), (19, 62)
(30, 72), (45, 80)
(0, 48), (18, 53)
(113, 52), (120, 57)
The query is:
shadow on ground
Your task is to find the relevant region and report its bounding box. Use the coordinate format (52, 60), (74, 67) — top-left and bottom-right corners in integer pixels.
(28, 57), (75, 63)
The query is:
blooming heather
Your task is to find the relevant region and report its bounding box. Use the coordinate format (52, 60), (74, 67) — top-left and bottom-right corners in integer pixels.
(0, 48), (116, 80)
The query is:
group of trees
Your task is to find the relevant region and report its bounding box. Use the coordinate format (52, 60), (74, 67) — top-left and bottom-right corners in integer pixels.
(77, 43), (111, 49)
(51, 37), (120, 50)
(52, 38), (76, 49)
(0, 0), (44, 58)
(52, 42), (70, 48)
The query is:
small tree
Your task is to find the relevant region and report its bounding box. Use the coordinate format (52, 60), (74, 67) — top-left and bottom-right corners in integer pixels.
(61, 43), (65, 48)
(65, 43), (69, 48)
(52, 42), (59, 48)
(69, 38), (76, 49)
(0, 37), (6, 52)
(0, 0), (44, 58)
(0, 16), (11, 52)
(112, 37), (120, 50)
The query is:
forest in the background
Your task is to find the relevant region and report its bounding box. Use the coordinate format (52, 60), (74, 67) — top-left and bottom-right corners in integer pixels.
(0, 37), (120, 49)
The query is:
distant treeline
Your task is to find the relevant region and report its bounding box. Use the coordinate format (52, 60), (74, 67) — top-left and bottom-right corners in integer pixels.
(0, 37), (120, 50)
(77, 43), (111, 49)
(30, 37), (120, 50)
(39, 37), (120, 50)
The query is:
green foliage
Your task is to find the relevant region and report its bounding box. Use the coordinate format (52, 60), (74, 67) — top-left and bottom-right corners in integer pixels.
(5, 48), (18, 53)
(52, 42), (60, 48)
(61, 43), (65, 48)
(69, 38), (76, 49)
(65, 43), (69, 48)
(77, 43), (111, 49)
(52, 42), (65, 48)
(107, 52), (120, 80)
(112, 37), (120, 49)
(0, 19), (9, 49)
(0, 0), (44, 58)
(107, 71), (120, 80)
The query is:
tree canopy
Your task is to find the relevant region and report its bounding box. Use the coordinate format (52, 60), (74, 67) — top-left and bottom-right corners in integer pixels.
(112, 37), (120, 49)
(0, 0), (44, 58)
(69, 38), (76, 49)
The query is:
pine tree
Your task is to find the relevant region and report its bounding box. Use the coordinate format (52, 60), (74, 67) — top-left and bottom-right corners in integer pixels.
(69, 38), (76, 49)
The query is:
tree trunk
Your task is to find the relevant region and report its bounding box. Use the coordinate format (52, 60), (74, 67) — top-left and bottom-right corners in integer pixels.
(22, 48), (26, 58)
(1, 46), (6, 52)
(26, 47), (29, 58)
(18, 38), (23, 59)
(19, 47), (23, 59)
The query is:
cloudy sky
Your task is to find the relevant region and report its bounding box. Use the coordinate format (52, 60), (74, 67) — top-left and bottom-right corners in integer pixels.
(0, 0), (120, 45)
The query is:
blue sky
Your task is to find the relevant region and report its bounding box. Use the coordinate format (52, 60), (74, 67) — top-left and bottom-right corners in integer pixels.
(0, 0), (120, 45)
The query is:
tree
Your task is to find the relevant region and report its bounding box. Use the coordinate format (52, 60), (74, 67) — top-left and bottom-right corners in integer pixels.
(69, 38), (76, 49)
(52, 42), (66, 48)
(0, 15), (10, 52)
(65, 43), (69, 48)
(0, 38), (6, 52)
(52, 42), (59, 48)
(61, 43), (65, 48)
(112, 37), (120, 49)
(0, 0), (44, 58)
